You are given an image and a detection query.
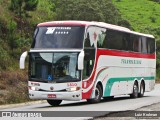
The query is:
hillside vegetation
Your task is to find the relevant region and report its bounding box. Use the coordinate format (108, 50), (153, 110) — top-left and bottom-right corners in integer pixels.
(0, 0), (56, 104)
(113, 0), (160, 31)
(0, 0), (160, 104)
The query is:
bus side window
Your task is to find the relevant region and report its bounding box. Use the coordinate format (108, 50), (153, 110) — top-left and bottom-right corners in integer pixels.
(127, 34), (133, 51)
(83, 27), (96, 79)
(147, 38), (151, 54)
(150, 38), (155, 54)
(83, 49), (95, 79)
(106, 30), (127, 51)
(97, 29), (107, 48)
(85, 33), (91, 48)
(141, 37), (147, 54)
(133, 35), (141, 52)
(147, 38), (155, 54)
(122, 33), (130, 51)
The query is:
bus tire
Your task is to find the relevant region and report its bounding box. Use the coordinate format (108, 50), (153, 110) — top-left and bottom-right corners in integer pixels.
(130, 82), (138, 98)
(87, 84), (102, 103)
(138, 82), (145, 97)
(47, 100), (62, 106)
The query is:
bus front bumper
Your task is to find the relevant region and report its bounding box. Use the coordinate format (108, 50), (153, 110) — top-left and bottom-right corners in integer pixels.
(29, 90), (82, 101)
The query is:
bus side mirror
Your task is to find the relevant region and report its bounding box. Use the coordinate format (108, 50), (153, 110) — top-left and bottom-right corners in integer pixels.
(20, 51), (28, 69)
(78, 50), (84, 70)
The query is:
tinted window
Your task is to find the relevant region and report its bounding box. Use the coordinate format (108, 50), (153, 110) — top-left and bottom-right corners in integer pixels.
(85, 26), (106, 48)
(141, 37), (147, 53)
(83, 26), (96, 79)
(85, 26), (155, 55)
(32, 26), (85, 49)
(132, 35), (141, 52)
(84, 33), (92, 48)
(127, 35), (133, 51)
(147, 38), (155, 54)
(29, 52), (81, 83)
(106, 30), (128, 51)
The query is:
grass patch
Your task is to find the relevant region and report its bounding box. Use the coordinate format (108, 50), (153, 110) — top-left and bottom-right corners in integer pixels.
(113, 0), (160, 32)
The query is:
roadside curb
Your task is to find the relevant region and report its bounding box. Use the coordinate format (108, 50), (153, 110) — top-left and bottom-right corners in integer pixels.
(0, 100), (46, 110)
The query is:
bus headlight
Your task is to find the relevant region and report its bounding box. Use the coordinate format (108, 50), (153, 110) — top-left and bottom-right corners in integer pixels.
(66, 87), (81, 92)
(29, 86), (39, 91)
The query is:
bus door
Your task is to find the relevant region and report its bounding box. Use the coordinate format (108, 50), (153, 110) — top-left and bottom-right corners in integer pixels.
(83, 27), (96, 80)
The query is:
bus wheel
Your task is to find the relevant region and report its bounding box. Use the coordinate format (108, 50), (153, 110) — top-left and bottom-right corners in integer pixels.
(138, 82), (145, 97)
(130, 82), (138, 98)
(87, 84), (102, 103)
(47, 100), (62, 106)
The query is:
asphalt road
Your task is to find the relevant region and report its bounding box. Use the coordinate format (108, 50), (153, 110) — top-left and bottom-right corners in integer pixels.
(0, 84), (160, 120)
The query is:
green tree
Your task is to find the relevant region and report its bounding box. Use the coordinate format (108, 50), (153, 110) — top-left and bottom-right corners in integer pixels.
(53, 0), (121, 24)
(8, 20), (17, 50)
(9, 0), (38, 36)
(9, 0), (38, 17)
(24, 0), (39, 11)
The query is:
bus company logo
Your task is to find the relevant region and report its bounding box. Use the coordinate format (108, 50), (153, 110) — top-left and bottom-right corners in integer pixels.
(121, 59), (142, 65)
(50, 86), (54, 90)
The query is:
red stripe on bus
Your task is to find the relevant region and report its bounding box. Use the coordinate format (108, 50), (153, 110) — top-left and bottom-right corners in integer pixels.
(82, 86), (93, 99)
(97, 49), (155, 59)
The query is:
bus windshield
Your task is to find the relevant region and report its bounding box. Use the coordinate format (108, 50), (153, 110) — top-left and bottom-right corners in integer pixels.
(29, 52), (81, 83)
(32, 26), (85, 49)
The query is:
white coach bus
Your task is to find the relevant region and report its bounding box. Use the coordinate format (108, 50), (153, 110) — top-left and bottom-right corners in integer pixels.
(20, 21), (156, 106)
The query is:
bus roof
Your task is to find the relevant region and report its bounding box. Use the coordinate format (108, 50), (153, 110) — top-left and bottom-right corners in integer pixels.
(37, 21), (154, 38)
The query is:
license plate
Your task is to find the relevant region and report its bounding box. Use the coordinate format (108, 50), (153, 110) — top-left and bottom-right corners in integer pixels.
(48, 94), (56, 98)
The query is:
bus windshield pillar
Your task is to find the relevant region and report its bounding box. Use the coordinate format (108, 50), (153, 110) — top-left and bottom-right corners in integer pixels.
(78, 50), (84, 70)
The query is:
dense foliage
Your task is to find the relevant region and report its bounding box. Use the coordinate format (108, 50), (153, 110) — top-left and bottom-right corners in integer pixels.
(54, 0), (120, 24)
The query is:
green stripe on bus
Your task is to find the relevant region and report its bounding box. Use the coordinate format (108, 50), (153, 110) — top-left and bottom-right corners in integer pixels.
(104, 76), (155, 96)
